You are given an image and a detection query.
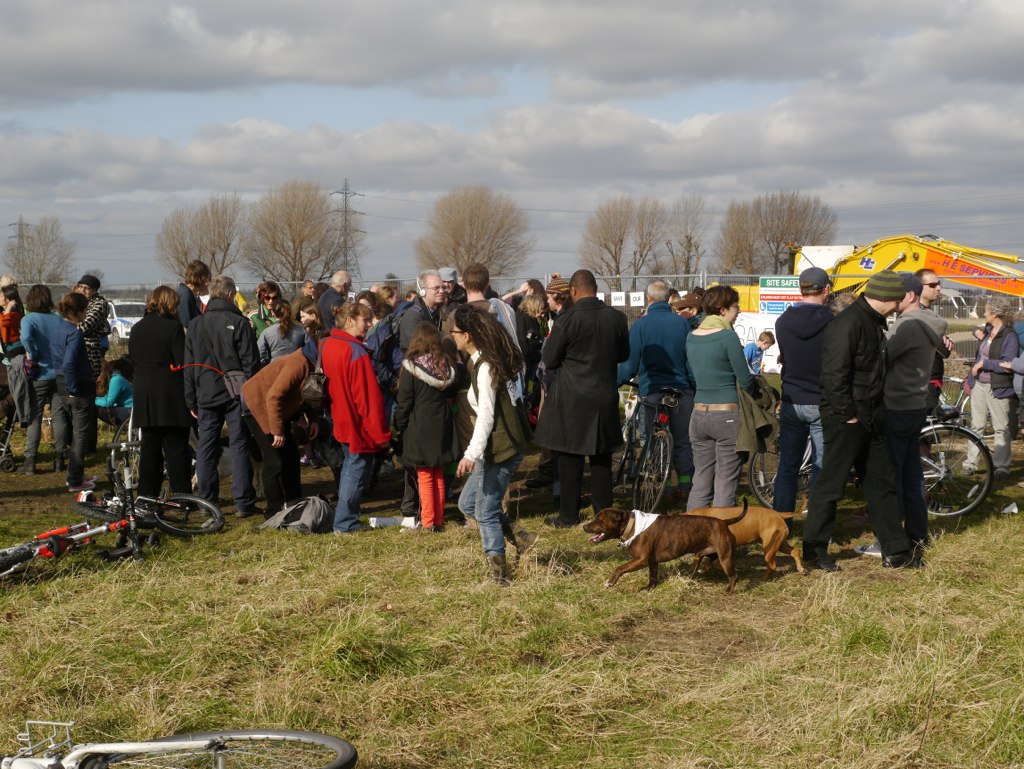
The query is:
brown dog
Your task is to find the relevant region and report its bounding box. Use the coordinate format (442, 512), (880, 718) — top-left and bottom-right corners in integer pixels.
(583, 503), (747, 593)
(685, 502), (804, 578)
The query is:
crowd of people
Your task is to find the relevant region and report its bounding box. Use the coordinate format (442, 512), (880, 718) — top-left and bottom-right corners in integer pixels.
(0, 260), (1017, 583)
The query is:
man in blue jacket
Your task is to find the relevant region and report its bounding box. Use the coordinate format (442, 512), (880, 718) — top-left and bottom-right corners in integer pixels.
(617, 279), (694, 507)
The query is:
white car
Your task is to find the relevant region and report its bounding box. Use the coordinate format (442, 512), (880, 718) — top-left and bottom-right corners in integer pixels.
(106, 300), (146, 345)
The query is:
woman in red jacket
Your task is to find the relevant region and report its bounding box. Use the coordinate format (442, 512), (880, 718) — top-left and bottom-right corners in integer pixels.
(322, 302), (391, 533)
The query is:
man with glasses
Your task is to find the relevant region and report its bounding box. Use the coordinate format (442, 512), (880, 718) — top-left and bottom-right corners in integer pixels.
(914, 269), (946, 412)
(399, 270), (446, 350)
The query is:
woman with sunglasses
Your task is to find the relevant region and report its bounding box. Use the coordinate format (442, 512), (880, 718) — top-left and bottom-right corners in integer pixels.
(451, 304), (536, 585)
(248, 280), (283, 336)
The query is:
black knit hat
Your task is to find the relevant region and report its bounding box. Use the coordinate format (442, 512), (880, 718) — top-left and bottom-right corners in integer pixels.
(77, 274), (101, 290)
(863, 270), (905, 302)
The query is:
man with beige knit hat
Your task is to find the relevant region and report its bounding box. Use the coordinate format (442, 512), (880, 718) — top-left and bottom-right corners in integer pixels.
(802, 269), (920, 572)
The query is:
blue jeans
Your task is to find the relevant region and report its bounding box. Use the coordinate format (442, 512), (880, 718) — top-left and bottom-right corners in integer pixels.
(773, 402), (824, 513)
(195, 400), (255, 509)
(333, 444), (373, 532)
(458, 453), (523, 556)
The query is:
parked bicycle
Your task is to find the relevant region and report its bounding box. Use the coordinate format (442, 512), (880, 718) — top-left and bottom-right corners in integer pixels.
(747, 405), (993, 517)
(2, 720), (357, 769)
(614, 382), (676, 514)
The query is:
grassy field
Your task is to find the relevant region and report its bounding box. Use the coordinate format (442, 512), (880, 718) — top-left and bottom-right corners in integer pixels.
(2, 426), (1024, 768)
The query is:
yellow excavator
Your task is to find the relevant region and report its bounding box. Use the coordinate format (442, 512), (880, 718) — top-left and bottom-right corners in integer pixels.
(790, 234), (1024, 299)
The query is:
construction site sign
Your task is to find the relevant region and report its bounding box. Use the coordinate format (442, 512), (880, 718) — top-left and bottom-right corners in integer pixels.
(759, 276), (802, 315)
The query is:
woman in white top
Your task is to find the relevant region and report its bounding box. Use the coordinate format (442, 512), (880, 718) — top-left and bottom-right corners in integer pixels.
(451, 304), (537, 585)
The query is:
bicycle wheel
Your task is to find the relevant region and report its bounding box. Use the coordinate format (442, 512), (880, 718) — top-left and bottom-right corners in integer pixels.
(920, 423), (993, 517)
(614, 410), (641, 489)
(111, 415), (143, 490)
(106, 729), (356, 769)
(75, 494), (134, 525)
(142, 494), (225, 537)
(633, 428), (672, 513)
(747, 448), (779, 508)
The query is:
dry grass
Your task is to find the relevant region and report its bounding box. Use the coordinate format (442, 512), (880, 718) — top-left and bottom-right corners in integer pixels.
(3, 437), (1024, 768)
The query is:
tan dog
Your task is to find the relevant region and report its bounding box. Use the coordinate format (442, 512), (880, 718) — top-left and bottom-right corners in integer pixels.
(685, 501), (803, 578)
(583, 503), (747, 593)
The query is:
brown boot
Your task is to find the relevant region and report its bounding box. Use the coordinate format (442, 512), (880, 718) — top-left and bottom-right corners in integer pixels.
(501, 520), (539, 553)
(486, 555), (511, 586)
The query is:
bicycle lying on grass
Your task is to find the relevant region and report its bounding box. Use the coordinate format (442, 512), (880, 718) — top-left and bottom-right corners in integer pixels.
(747, 404), (993, 518)
(2, 720), (357, 769)
(1, 438), (224, 578)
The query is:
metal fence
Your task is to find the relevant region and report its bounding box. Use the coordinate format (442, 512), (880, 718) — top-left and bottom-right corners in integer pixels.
(27, 271), (1018, 327)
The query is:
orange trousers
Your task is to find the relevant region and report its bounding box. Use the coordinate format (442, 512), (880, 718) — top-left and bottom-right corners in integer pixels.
(417, 466), (445, 528)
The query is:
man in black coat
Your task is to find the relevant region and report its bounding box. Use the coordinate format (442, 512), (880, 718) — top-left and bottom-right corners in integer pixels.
(535, 269), (629, 527)
(802, 270), (919, 572)
(185, 275), (261, 516)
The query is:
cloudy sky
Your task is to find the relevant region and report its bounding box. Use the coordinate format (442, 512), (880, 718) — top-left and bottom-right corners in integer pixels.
(2, 0), (1023, 286)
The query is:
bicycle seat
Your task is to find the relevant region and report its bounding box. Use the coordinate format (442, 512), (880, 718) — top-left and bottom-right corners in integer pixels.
(934, 404), (961, 423)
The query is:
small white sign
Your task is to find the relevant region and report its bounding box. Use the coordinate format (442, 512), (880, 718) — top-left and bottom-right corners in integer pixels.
(596, 292), (606, 303)
(611, 292), (626, 307)
(629, 291), (645, 307)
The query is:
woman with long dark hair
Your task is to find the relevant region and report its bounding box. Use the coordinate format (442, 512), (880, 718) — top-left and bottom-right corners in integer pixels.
(257, 298), (305, 364)
(451, 304), (537, 584)
(95, 357), (134, 426)
(129, 285), (192, 498)
(17, 285), (63, 474)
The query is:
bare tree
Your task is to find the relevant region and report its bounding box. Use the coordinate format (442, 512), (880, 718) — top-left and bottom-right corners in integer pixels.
(415, 186), (535, 275)
(665, 193), (710, 277)
(244, 180), (364, 283)
(579, 196), (668, 290)
(156, 208), (196, 278)
(755, 191), (837, 274)
(716, 200), (763, 275)
(194, 193), (247, 274)
(717, 191), (838, 276)
(156, 193), (247, 278)
(3, 216), (75, 283)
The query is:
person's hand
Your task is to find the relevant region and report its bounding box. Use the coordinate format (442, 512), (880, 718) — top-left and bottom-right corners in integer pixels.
(271, 434), (284, 448)
(307, 420), (319, 440)
(943, 336), (954, 352)
(457, 456), (475, 478)
(999, 361), (1013, 370)
(846, 417), (859, 424)
(189, 409), (199, 420)
(518, 281), (531, 294)
(972, 361), (984, 376)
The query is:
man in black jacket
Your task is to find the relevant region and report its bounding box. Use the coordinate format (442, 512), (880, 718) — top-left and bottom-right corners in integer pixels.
(185, 275), (261, 516)
(536, 269), (629, 528)
(802, 270), (919, 571)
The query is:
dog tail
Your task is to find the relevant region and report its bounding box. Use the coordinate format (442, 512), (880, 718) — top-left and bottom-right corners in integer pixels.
(722, 498), (749, 527)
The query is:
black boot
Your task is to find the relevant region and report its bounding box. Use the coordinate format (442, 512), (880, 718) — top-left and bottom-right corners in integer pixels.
(54, 452), (66, 473)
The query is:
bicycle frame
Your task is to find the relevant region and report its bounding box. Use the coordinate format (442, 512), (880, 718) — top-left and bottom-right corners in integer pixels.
(0, 515), (143, 578)
(3, 722), (213, 769)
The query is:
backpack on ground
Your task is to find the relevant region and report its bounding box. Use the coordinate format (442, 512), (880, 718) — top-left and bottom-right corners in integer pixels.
(259, 495), (334, 534)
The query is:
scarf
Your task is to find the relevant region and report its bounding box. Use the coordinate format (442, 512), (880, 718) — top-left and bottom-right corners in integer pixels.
(697, 314), (733, 332)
